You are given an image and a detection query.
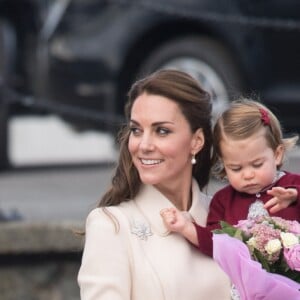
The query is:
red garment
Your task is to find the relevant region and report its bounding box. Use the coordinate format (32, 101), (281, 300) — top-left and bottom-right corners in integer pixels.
(195, 171), (300, 257)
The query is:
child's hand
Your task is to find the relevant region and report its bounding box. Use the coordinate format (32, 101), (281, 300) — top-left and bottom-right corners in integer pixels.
(264, 187), (297, 213)
(160, 207), (189, 233)
(160, 207), (199, 245)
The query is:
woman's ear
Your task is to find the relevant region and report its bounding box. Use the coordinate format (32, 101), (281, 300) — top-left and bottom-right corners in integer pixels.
(191, 128), (205, 154)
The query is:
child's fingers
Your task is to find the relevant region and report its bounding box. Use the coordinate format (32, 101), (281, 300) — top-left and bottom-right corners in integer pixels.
(160, 208), (176, 224)
(267, 186), (288, 197)
(264, 196), (290, 213)
(264, 197), (278, 209)
(160, 207), (175, 215)
(264, 197), (283, 213)
(266, 202), (281, 214)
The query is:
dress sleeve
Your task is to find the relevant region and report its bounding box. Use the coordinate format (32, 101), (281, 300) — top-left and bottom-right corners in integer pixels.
(194, 191), (227, 257)
(78, 208), (131, 300)
(194, 222), (213, 257)
(287, 184), (300, 211)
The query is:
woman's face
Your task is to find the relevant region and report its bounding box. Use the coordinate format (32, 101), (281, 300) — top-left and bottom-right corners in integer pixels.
(128, 93), (204, 190)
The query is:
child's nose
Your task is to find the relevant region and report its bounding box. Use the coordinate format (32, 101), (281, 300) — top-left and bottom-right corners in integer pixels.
(242, 168), (255, 180)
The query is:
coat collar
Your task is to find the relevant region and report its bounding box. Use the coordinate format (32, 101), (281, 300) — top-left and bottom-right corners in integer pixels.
(133, 179), (210, 236)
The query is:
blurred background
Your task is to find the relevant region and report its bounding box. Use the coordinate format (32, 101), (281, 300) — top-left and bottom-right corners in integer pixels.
(0, 0), (300, 299)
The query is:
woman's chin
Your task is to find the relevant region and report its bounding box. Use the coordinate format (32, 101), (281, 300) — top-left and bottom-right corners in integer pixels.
(139, 175), (162, 186)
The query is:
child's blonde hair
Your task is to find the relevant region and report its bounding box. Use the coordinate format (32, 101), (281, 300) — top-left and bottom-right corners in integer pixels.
(213, 98), (299, 178)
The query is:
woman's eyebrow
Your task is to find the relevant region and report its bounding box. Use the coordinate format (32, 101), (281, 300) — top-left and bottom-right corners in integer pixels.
(129, 119), (139, 125)
(130, 119), (174, 126)
(152, 121), (174, 126)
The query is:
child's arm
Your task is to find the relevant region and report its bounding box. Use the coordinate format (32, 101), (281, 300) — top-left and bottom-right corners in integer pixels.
(160, 208), (199, 246)
(264, 186), (297, 213)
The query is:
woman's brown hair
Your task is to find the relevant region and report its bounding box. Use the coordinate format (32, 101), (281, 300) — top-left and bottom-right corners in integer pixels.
(99, 69), (214, 206)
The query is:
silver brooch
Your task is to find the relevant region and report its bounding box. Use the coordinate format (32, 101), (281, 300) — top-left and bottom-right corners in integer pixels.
(131, 220), (153, 240)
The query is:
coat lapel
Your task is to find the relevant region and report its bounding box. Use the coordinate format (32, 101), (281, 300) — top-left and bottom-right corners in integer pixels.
(133, 179), (210, 235)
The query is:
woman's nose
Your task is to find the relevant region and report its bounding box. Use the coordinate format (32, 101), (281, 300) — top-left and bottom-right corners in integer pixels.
(139, 134), (155, 152)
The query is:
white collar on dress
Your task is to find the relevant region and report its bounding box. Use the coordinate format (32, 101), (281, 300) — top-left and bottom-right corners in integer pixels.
(132, 179), (210, 237)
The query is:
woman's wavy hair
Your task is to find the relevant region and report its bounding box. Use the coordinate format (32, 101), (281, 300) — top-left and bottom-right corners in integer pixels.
(212, 98), (299, 179)
(99, 69), (213, 206)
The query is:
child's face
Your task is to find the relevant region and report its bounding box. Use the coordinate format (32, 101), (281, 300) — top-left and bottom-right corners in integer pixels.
(220, 130), (284, 194)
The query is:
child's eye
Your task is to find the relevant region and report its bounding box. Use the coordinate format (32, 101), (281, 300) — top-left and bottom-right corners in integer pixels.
(230, 167), (241, 172)
(156, 127), (171, 136)
(253, 163), (263, 168)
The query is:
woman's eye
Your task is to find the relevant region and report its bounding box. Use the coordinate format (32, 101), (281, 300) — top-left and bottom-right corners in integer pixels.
(157, 127), (171, 136)
(130, 127), (142, 135)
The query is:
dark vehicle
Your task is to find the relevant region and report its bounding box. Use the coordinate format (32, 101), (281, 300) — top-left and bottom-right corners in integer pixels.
(1, 0), (300, 169)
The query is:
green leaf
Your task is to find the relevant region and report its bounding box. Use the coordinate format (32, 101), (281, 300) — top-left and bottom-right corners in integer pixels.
(253, 249), (271, 272)
(213, 221), (243, 239)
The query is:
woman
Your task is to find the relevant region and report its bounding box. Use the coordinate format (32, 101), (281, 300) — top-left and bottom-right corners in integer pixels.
(77, 69), (231, 300)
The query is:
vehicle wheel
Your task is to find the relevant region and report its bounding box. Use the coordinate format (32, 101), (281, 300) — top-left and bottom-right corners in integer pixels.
(0, 100), (9, 170)
(136, 36), (244, 120)
(0, 19), (16, 170)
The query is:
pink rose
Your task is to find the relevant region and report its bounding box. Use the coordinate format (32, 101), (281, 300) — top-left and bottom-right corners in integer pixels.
(284, 245), (300, 271)
(289, 221), (300, 234)
(235, 219), (255, 236)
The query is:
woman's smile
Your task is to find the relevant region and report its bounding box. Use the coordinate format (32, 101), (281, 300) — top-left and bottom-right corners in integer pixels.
(140, 158), (163, 165)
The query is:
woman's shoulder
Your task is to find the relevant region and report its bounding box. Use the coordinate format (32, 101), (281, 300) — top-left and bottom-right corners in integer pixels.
(85, 205), (131, 230)
(86, 200), (140, 226)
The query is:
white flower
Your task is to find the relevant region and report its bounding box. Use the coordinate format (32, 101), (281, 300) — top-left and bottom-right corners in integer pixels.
(265, 239), (282, 255)
(247, 237), (257, 250)
(280, 232), (299, 248)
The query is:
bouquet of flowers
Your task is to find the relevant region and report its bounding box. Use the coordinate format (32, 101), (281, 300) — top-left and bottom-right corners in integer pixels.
(213, 216), (300, 300)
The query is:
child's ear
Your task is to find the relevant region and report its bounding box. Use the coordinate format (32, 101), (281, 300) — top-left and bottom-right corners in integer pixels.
(191, 128), (205, 154)
(274, 144), (284, 166)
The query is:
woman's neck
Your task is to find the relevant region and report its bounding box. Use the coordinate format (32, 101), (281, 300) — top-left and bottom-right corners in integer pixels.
(154, 180), (193, 211)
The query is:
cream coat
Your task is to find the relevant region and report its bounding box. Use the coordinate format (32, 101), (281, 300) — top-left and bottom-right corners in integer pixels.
(78, 180), (231, 300)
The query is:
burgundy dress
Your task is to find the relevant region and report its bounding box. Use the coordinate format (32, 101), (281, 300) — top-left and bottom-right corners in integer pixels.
(195, 171), (300, 257)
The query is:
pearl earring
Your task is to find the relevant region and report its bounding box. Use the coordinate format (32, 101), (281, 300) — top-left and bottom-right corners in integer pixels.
(191, 154), (196, 165)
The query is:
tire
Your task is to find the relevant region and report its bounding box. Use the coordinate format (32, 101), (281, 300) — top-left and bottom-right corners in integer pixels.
(136, 36), (244, 121)
(0, 19), (16, 170)
(0, 99), (9, 170)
